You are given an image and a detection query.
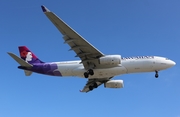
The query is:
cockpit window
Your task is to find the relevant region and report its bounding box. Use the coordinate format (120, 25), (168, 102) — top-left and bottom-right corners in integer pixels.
(165, 58), (169, 60)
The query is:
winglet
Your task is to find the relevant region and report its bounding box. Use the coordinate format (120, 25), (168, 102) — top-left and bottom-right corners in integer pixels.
(41, 5), (50, 12)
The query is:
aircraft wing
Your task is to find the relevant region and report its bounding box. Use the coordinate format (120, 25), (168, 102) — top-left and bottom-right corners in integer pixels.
(80, 78), (110, 93)
(41, 6), (104, 69)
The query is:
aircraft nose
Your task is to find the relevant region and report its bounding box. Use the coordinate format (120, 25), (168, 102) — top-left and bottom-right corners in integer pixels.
(168, 60), (176, 67)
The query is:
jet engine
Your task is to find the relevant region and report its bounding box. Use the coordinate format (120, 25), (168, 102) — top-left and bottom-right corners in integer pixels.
(104, 80), (124, 88)
(99, 55), (121, 65)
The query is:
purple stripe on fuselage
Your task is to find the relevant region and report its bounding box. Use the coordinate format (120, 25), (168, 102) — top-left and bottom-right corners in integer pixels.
(29, 63), (62, 76)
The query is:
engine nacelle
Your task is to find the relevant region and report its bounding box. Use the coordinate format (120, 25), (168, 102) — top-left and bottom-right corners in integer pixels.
(104, 80), (124, 88)
(99, 55), (121, 65)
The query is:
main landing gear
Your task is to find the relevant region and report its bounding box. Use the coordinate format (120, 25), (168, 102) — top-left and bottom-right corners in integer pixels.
(84, 69), (94, 78)
(89, 82), (98, 91)
(155, 71), (159, 78)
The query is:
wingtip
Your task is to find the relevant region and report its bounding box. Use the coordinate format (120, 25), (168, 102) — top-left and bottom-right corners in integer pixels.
(41, 5), (50, 12)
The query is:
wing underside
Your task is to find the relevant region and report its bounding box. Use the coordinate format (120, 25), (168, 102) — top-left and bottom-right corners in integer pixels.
(41, 6), (104, 69)
(80, 78), (111, 93)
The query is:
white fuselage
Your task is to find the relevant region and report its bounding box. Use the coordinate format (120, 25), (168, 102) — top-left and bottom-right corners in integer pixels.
(51, 56), (175, 79)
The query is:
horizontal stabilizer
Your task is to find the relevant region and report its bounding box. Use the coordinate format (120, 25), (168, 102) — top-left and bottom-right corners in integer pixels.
(24, 70), (32, 76)
(7, 52), (32, 67)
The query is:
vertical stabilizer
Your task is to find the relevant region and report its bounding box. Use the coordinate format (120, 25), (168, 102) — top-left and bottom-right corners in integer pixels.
(18, 46), (43, 64)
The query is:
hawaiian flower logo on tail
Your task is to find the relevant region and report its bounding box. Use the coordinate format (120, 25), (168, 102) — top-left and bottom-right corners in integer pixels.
(19, 46), (43, 64)
(20, 50), (33, 62)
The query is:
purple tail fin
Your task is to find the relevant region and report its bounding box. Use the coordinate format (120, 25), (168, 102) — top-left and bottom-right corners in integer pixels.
(18, 46), (43, 64)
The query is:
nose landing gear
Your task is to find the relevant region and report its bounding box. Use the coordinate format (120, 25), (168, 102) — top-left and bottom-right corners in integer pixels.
(84, 69), (94, 78)
(155, 71), (159, 78)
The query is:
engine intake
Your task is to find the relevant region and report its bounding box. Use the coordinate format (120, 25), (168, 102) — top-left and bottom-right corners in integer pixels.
(104, 80), (124, 88)
(99, 55), (121, 65)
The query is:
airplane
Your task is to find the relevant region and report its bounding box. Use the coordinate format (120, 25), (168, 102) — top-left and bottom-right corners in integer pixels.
(8, 5), (176, 93)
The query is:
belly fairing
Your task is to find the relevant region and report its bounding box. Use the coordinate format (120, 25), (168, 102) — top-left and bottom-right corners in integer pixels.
(72, 65), (127, 78)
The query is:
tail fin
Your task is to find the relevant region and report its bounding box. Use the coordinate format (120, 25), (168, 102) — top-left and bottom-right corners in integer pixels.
(18, 46), (43, 64)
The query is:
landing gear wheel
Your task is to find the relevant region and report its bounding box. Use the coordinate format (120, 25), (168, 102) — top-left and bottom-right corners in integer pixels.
(88, 69), (94, 75)
(89, 86), (93, 91)
(84, 72), (89, 78)
(93, 83), (98, 88)
(83, 69), (94, 78)
(155, 74), (159, 78)
(155, 71), (159, 78)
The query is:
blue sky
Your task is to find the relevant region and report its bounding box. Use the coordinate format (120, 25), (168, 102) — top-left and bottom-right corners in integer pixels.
(1, 0), (180, 117)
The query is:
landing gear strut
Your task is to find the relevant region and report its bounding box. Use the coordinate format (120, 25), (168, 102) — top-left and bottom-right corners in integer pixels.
(84, 69), (94, 78)
(155, 71), (159, 78)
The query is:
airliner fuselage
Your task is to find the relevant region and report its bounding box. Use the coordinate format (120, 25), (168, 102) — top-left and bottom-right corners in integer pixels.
(19, 56), (175, 79)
